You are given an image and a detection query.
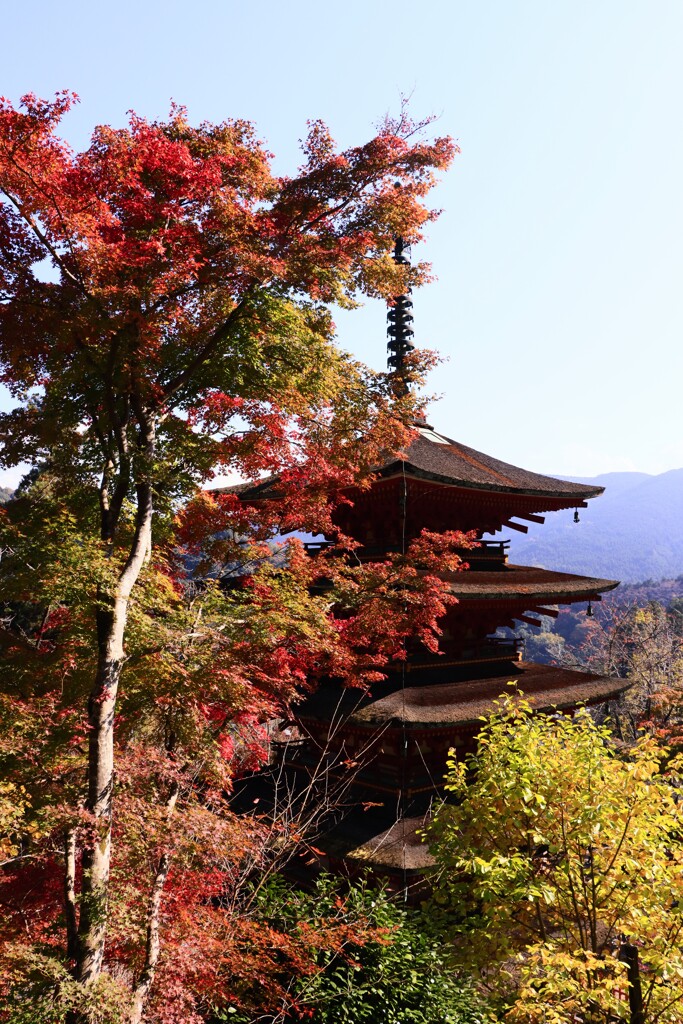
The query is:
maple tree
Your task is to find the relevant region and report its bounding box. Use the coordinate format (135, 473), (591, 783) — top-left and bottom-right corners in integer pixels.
(0, 92), (459, 1021)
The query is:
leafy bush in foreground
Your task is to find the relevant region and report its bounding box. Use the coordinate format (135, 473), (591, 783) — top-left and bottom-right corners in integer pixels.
(215, 874), (493, 1024)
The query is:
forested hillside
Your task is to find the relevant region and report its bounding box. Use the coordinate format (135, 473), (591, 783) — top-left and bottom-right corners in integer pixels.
(505, 469), (683, 582)
(512, 574), (683, 674)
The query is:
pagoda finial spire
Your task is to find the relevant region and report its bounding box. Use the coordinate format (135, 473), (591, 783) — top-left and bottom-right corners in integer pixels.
(387, 237), (415, 391)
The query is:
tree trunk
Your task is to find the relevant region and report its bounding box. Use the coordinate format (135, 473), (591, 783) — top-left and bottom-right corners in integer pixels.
(619, 941), (644, 1024)
(129, 853), (171, 1024)
(76, 419), (155, 983)
(75, 594), (128, 981)
(64, 828), (78, 961)
(129, 783), (178, 1024)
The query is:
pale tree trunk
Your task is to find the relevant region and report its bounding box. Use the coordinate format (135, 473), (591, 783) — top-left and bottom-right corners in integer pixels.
(64, 828), (78, 961)
(128, 853), (171, 1024)
(76, 417), (155, 984)
(129, 783), (179, 1024)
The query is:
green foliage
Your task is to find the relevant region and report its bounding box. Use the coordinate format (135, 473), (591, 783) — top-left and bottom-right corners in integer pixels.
(1, 949), (127, 1024)
(428, 696), (683, 1023)
(215, 874), (494, 1024)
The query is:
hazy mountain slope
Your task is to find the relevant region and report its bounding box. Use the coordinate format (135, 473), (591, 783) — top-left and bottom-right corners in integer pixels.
(505, 469), (683, 583)
(565, 471), (653, 497)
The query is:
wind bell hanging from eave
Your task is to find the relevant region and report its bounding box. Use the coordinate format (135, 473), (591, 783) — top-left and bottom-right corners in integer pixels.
(387, 237), (415, 396)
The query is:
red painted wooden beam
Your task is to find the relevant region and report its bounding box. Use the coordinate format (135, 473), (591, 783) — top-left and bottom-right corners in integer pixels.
(515, 614), (544, 627)
(502, 520), (529, 533)
(532, 606), (560, 618)
(514, 511), (546, 525)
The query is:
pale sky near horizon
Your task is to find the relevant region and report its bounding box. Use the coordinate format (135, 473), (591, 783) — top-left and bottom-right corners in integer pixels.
(1, 0), (682, 487)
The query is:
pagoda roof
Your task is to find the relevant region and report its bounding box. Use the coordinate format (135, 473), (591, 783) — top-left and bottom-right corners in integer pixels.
(379, 423), (603, 500)
(215, 424), (603, 505)
(325, 812), (433, 872)
(444, 564), (618, 603)
(297, 663), (629, 730)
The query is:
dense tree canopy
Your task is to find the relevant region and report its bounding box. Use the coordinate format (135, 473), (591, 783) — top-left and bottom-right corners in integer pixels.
(0, 92), (459, 1022)
(429, 697), (683, 1024)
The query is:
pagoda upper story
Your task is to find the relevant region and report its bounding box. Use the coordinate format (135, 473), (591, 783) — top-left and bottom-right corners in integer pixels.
(332, 419), (602, 547)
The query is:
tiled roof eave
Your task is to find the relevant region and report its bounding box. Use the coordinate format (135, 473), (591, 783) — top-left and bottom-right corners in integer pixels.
(296, 665), (631, 729)
(348, 675), (631, 729)
(451, 581), (620, 602)
(209, 459), (605, 506)
(376, 461), (605, 502)
(442, 565), (620, 602)
(325, 815), (434, 872)
(351, 680), (632, 728)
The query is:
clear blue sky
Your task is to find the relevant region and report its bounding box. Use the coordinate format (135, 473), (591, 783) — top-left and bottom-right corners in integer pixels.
(2, 0), (682, 487)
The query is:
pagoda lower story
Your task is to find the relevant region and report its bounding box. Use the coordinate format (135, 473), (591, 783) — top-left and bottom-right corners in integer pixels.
(258, 554), (624, 890)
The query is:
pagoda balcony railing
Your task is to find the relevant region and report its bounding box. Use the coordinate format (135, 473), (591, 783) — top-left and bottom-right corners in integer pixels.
(303, 541), (334, 556)
(459, 540), (509, 570)
(269, 736), (307, 766)
(303, 538), (510, 569)
(475, 540), (510, 555)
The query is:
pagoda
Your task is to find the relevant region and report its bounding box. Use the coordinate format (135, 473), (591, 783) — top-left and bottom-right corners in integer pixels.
(231, 240), (626, 890)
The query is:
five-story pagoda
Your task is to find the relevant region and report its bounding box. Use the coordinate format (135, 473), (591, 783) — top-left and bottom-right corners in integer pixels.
(231, 240), (625, 888)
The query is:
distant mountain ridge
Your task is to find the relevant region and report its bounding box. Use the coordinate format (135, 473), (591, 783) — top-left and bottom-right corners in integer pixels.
(505, 468), (683, 583)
